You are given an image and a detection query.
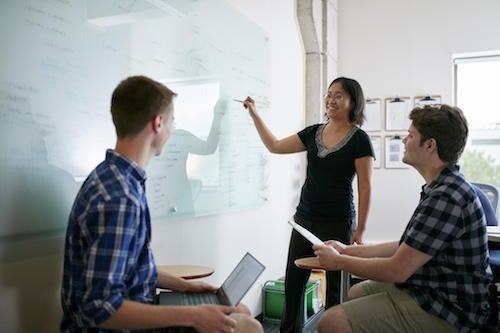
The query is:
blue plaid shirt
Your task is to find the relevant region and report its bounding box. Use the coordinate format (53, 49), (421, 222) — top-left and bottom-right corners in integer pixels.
(60, 150), (158, 333)
(397, 166), (491, 332)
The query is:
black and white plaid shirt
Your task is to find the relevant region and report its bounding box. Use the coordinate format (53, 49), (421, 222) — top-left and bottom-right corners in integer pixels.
(397, 166), (491, 333)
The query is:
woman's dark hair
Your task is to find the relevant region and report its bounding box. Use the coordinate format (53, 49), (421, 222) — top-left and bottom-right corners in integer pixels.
(329, 77), (366, 126)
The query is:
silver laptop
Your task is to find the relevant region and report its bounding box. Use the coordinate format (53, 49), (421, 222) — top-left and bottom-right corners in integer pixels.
(158, 252), (265, 307)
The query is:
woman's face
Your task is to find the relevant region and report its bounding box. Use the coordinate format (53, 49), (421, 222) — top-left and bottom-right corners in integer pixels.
(324, 82), (353, 121)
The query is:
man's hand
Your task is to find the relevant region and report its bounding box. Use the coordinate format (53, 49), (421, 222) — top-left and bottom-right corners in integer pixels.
(313, 243), (342, 271)
(324, 240), (348, 254)
(184, 280), (219, 293)
(192, 305), (237, 333)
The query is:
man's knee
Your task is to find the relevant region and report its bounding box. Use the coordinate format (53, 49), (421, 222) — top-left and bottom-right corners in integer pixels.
(318, 305), (351, 333)
(230, 313), (263, 333)
(234, 303), (251, 315)
(347, 280), (366, 300)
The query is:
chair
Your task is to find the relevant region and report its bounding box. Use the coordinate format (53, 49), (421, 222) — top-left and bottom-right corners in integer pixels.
(473, 182), (499, 217)
(472, 183), (500, 327)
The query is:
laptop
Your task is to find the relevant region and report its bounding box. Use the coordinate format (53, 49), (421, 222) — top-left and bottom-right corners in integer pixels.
(158, 252), (265, 307)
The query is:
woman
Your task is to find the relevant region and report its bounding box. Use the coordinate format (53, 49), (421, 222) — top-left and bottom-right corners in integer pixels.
(243, 77), (374, 332)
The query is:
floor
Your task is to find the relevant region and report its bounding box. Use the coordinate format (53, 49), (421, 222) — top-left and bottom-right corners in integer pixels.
(261, 320), (319, 333)
(260, 309), (323, 333)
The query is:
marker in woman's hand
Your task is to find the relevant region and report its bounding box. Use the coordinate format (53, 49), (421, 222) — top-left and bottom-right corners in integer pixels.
(232, 99), (244, 103)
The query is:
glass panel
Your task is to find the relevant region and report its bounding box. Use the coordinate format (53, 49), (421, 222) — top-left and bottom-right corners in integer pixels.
(455, 56), (500, 187)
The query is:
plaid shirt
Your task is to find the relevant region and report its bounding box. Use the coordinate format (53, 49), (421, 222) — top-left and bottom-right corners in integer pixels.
(397, 166), (491, 333)
(60, 150), (158, 333)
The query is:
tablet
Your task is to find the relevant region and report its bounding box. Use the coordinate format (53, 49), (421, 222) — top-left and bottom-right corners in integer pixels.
(288, 219), (324, 245)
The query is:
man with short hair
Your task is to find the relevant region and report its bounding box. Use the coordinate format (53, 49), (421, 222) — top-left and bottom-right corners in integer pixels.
(60, 75), (263, 333)
(313, 104), (491, 333)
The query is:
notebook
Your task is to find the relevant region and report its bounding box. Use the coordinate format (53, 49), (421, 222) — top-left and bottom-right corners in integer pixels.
(158, 252), (265, 307)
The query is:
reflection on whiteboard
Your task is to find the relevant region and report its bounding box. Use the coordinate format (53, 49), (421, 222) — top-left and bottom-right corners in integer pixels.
(147, 78), (224, 217)
(169, 79), (220, 138)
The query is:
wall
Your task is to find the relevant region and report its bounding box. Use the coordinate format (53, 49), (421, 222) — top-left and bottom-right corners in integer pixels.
(337, 0), (500, 241)
(0, 0), (304, 331)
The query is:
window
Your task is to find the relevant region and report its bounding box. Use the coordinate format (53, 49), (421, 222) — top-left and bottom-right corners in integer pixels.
(453, 52), (500, 187)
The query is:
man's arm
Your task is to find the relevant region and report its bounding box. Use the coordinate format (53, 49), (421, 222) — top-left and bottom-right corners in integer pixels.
(97, 300), (237, 331)
(328, 240), (399, 258)
(314, 242), (432, 282)
(96, 269), (251, 331)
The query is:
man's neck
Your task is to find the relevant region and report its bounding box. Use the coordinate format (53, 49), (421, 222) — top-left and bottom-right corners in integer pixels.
(420, 162), (450, 185)
(115, 138), (152, 169)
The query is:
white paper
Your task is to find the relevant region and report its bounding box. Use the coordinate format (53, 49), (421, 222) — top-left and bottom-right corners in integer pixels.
(385, 98), (411, 130)
(363, 99), (382, 131)
(288, 219), (324, 245)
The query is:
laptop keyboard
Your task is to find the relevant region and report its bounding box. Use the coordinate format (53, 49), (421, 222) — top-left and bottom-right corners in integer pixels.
(181, 293), (219, 305)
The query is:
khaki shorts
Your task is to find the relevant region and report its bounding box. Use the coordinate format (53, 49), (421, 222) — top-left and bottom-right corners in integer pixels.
(341, 280), (458, 333)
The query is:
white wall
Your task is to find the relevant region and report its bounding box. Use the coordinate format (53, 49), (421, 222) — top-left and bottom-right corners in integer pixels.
(338, 0), (500, 242)
(0, 0), (304, 331)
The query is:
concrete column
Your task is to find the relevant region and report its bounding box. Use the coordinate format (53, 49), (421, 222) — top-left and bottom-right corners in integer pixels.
(297, 0), (323, 125)
(297, 0), (338, 125)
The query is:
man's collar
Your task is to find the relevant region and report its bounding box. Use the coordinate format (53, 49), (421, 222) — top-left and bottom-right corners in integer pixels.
(422, 164), (459, 194)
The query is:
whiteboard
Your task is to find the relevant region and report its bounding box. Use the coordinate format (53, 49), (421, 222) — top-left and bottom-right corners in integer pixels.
(0, 0), (270, 239)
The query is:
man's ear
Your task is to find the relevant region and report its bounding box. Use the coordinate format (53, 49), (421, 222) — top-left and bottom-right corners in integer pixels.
(426, 138), (437, 152)
(151, 114), (163, 133)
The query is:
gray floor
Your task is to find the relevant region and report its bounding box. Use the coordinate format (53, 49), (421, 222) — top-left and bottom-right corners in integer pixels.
(262, 320), (318, 333)
(261, 309), (323, 333)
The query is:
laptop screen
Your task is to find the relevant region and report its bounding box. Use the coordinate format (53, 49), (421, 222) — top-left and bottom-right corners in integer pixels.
(220, 252), (265, 306)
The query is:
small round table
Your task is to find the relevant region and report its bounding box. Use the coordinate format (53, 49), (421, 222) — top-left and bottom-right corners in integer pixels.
(294, 256), (325, 271)
(295, 256), (349, 303)
(157, 265), (215, 280)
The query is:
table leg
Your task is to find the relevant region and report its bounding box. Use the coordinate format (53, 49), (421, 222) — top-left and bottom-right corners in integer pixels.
(340, 271), (349, 303)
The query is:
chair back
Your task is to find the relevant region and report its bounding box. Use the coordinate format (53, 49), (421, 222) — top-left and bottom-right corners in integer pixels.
(472, 183), (498, 226)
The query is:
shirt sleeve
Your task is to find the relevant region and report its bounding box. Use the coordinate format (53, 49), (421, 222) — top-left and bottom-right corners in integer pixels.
(77, 196), (140, 326)
(402, 192), (465, 256)
(297, 124), (320, 146)
(353, 129), (375, 159)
